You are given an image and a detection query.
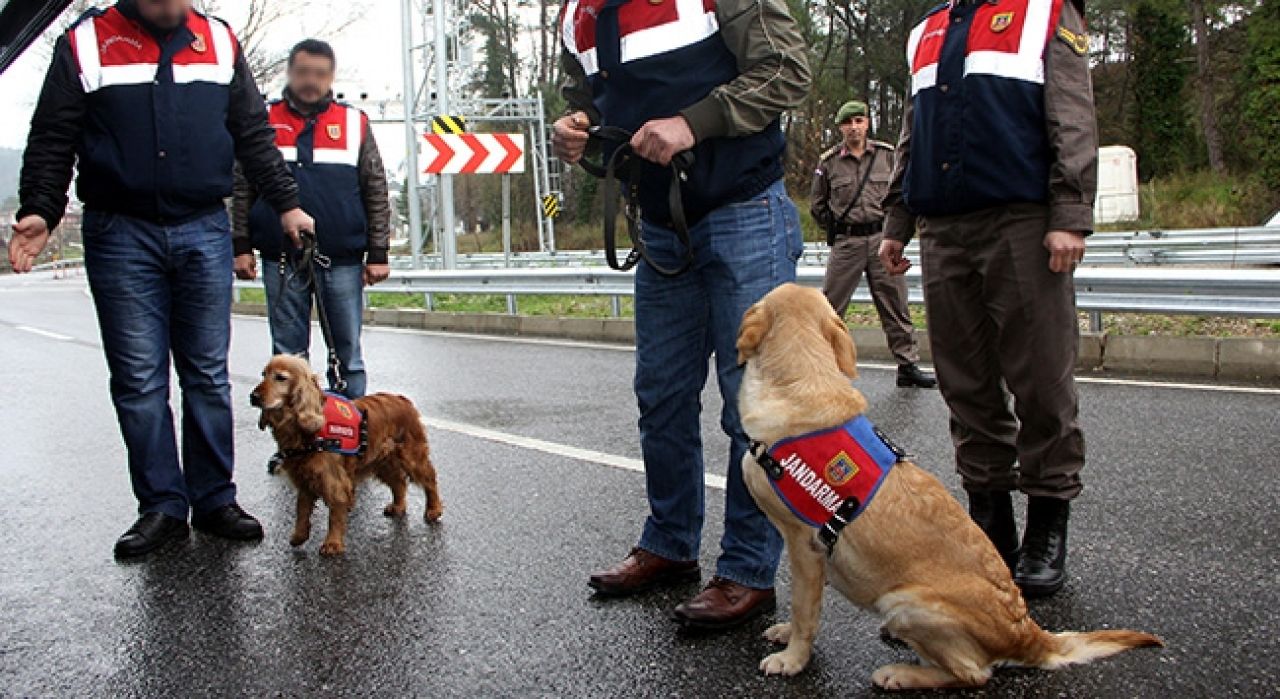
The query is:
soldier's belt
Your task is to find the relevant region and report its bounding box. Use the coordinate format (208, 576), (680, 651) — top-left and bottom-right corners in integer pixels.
(834, 221), (883, 237)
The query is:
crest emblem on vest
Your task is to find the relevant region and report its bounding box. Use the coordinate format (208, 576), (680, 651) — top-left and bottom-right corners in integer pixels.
(825, 452), (859, 486)
(335, 400), (354, 420)
(191, 32), (207, 53)
(327, 123), (342, 140)
(990, 12), (1015, 32)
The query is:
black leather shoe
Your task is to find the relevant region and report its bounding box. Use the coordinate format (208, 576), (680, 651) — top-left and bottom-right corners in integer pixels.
(967, 489), (1020, 573)
(192, 503), (264, 541)
(1015, 496), (1070, 598)
(114, 513), (189, 559)
(896, 363), (937, 388)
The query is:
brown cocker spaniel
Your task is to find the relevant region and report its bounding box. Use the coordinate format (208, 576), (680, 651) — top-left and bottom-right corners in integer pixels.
(251, 354), (443, 555)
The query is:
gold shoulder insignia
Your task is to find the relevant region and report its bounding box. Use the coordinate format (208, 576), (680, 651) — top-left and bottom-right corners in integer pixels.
(1056, 25), (1089, 56)
(819, 144), (842, 161)
(871, 140), (896, 152)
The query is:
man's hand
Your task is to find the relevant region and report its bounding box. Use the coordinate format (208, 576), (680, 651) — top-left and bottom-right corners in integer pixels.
(878, 238), (912, 276)
(234, 253), (257, 280)
(551, 111), (591, 164)
(1044, 230), (1086, 274)
(279, 208), (315, 249)
(8, 215), (51, 274)
(363, 263), (390, 286)
(631, 116), (696, 166)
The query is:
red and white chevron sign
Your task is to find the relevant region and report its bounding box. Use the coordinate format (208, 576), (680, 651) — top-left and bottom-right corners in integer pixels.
(422, 133), (526, 174)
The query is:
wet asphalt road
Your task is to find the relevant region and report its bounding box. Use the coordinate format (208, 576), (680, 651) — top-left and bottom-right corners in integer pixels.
(0, 272), (1277, 698)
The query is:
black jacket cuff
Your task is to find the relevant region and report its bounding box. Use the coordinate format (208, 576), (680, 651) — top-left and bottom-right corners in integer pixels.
(365, 247), (389, 265)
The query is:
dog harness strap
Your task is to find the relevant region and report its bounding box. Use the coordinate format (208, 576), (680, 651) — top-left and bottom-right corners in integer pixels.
(756, 416), (906, 554)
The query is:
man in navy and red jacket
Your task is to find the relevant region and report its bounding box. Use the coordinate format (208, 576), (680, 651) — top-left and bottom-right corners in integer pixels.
(9, 0), (314, 558)
(553, 0), (811, 630)
(232, 39), (392, 406)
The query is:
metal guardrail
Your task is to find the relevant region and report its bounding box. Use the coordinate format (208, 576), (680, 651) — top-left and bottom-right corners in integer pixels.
(234, 265), (1280, 319)
(400, 226), (1280, 270)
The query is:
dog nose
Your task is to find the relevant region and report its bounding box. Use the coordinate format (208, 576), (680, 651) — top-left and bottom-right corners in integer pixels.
(250, 391), (262, 407)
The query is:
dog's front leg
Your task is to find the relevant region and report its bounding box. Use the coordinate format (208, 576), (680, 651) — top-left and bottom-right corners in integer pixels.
(761, 535), (827, 676)
(290, 490), (316, 546)
(318, 501), (350, 556)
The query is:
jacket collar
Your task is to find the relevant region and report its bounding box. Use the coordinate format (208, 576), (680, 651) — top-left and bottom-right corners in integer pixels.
(283, 88), (335, 118)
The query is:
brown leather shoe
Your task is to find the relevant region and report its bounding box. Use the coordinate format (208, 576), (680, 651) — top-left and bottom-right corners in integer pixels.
(672, 576), (776, 630)
(588, 547), (700, 597)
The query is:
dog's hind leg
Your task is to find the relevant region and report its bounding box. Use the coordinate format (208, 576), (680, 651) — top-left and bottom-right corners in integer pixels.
(290, 490), (317, 546)
(760, 533), (827, 676)
(873, 596), (993, 690)
(381, 469), (408, 517)
(403, 440), (443, 522)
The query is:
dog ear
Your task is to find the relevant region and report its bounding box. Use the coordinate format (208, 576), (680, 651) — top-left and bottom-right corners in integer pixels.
(736, 302), (772, 366)
(824, 315), (859, 379)
(292, 373), (326, 433)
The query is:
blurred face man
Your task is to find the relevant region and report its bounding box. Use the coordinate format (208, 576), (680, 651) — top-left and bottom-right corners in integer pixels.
(839, 115), (870, 151)
(136, 0), (191, 30)
(288, 47), (336, 106)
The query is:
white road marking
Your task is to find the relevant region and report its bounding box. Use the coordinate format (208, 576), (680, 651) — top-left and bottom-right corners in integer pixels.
(422, 415), (728, 491)
(14, 325), (73, 341)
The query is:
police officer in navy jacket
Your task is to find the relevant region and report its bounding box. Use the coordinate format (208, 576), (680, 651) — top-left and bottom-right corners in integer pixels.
(10, 0), (314, 558)
(553, 0), (810, 630)
(879, 0), (1099, 597)
(231, 40), (392, 408)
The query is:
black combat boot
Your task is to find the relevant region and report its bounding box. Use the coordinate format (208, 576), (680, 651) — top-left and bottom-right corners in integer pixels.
(1015, 496), (1070, 598)
(896, 363), (937, 388)
(967, 490), (1020, 573)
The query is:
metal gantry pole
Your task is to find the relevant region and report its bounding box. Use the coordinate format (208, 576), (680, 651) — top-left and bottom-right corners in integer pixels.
(501, 173), (512, 268)
(400, 0), (424, 269)
(433, 0), (458, 269)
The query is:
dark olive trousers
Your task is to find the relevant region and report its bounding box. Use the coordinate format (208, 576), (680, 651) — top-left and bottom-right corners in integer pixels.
(822, 231), (921, 366)
(918, 203), (1084, 499)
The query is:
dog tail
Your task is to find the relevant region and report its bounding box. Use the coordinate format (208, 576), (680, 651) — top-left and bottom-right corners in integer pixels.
(1032, 628), (1163, 669)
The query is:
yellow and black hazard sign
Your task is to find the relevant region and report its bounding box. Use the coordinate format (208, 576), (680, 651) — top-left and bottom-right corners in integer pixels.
(542, 193), (561, 219)
(431, 115), (466, 135)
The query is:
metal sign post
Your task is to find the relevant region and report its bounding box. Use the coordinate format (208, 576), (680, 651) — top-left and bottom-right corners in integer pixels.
(432, 0), (457, 269)
(399, 0), (424, 269)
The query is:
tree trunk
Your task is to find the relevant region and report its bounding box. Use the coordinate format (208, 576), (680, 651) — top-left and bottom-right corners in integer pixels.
(1189, 0), (1225, 172)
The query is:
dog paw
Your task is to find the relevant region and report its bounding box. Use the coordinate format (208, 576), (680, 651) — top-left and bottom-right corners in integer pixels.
(425, 507), (444, 523)
(763, 622), (792, 645)
(318, 541), (345, 556)
(289, 532), (310, 547)
(383, 503), (407, 517)
(759, 651), (808, 676)
(871, 664), (916, 690)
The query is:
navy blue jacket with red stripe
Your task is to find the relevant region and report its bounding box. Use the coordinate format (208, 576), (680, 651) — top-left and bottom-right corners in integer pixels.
(18, 0), (297, 229)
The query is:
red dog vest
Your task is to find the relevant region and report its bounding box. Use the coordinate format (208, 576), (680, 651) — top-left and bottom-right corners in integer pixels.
(316, 393), (366, 456)
(762, 416), (901, 529)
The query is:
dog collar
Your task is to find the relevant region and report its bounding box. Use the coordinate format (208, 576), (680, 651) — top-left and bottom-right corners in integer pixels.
(750, 416), (907, 554)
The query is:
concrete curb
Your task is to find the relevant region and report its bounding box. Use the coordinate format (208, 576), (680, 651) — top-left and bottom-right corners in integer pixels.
(231, 304), (1279, 382)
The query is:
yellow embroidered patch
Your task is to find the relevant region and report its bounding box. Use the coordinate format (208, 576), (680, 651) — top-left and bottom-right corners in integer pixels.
(991, 12), (1014, 33)
(1056, 25), (1089, 55)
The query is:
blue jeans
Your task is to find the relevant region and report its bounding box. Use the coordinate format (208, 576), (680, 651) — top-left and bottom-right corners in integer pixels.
(634, 179), (802, 589)
(83, 209), (237, 520)
(261, 256), (366, 398)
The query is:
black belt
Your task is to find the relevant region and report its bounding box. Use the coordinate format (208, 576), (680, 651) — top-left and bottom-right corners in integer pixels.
(578, 125), (695, 278)
(833, 221), (883, 238)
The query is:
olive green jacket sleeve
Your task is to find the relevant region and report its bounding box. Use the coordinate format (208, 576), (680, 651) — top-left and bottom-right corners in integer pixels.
(882, 97), (917, 245)
(559, 0), (811, 141)
(1044, 0), (1098, 234)
(680, 0), (812, 141)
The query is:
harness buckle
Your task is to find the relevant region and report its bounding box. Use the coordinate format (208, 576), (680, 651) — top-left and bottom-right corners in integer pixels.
(818, 497), (862, 555)
(749, 440), (785, 481)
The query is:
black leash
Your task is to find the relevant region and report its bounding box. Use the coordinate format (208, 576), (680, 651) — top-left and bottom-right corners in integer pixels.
(579, 125), (695, 278)
(280, 232), (347, 395)
(825, 148), (878, 246)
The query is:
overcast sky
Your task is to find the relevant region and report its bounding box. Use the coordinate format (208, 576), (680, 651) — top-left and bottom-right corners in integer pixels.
(0, 1), (411, 152)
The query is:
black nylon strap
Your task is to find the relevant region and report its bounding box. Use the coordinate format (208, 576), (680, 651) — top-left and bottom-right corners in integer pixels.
(586, 126), (695, 278)
(288, 233), (347, 394)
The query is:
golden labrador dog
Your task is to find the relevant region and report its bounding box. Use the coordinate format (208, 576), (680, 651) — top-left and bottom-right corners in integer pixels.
(251, 355), (443, 555)
(736, 284), (1160, 690)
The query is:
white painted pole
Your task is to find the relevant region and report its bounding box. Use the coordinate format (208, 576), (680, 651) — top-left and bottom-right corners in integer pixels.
(400, 0), (424, 269)
(433, 0), (457, 269)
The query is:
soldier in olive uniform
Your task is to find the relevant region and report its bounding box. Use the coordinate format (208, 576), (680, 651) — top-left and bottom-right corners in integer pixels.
(880, 0), (1098, 598)
(811, 100), (934, 389)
